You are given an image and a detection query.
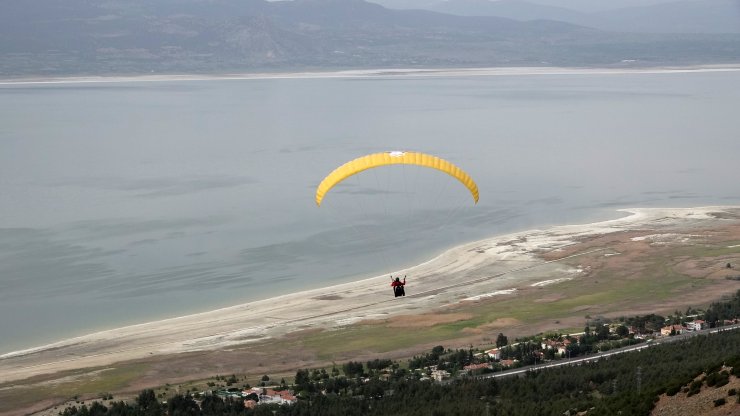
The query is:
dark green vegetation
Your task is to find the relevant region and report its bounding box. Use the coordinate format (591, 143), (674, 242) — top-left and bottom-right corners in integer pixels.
(704, 289), (740, 326)
(55, 330), (740, 416)
(2, 0), (740, 77)
(56, 291), (740, 416)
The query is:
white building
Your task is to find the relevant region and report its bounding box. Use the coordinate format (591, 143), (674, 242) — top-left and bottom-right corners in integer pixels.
(485, 348), (501, 360)
(686, 320), (706, 331)
(431, 369), (450, 382)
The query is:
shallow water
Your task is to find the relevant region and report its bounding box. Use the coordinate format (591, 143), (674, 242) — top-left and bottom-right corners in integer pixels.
(1, 69), (739, 353)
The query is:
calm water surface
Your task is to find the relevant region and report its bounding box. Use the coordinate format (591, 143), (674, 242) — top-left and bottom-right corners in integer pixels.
(1, 70), (739, 353)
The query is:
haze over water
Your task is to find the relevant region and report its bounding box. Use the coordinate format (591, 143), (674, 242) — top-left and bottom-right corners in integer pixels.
(1, 69), (739, 354)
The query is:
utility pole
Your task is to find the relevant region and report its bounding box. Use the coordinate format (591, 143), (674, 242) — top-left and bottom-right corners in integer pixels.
(636, 366), (642, 395)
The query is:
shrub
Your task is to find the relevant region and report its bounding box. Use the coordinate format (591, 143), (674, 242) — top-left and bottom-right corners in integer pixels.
(666, 385), (681, 396)
(707, 371), (730, 388)
(714, 398), (726, 407)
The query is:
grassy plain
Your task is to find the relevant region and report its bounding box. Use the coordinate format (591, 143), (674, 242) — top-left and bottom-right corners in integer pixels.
(0, 365), (149, 415)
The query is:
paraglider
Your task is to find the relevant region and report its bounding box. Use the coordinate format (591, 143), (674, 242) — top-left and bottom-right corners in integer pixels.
(314, 151), (479, 206)
(391, 275), (406, 297)
(315, 150), (479, 299)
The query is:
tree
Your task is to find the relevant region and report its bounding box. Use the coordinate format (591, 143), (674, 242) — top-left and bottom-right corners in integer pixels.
(343, 361), (364, 378)
(295, 369), (309, 387)
(496, 333), (508, 348)
(615, 325), (629, 338)
(200, 395), (225, 416)
(136, 389), (162, 416)
(368, 358), (393, 371)
(87, 402), (107, 416)
(167, 394), (198, 416)
(597, 325), (610, 340)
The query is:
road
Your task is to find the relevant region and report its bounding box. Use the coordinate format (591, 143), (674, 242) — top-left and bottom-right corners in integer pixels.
(477, 323), (740, 380)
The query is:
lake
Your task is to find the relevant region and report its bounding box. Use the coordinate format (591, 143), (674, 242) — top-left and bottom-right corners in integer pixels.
(1, 68), (739, 353)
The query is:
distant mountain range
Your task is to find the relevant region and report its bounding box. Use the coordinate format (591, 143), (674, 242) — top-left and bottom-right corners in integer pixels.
(374, 0), (682, 13)
(1, 0), (739, 77)
(371, 0), (740, 34)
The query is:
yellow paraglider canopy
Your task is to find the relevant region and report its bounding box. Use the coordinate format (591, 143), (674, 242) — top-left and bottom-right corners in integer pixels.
(315, 151), (479, 206)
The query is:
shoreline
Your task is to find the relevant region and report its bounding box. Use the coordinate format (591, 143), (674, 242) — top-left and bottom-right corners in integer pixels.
(0, 208), (633, 361)
(1, 205), (737, 383)
(2, 64), (740, 86)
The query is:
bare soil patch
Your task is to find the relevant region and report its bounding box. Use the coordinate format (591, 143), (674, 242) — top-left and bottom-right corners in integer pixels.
(479, 317), (521, 328)
(534, 293), (566, 303)
(652, 373), (740, 416)
(312, 295), (343, 300)
(382, 313), (474, 328)
(461, 318), (523, 335)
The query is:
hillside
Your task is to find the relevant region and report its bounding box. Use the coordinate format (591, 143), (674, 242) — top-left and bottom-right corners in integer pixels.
(652, 372), (740, 416)
(1, 0), (739, 77)
(372, 0), (740, 34)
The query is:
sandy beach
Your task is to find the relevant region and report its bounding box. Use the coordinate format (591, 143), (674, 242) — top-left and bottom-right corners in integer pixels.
(2, 205), (738, 385)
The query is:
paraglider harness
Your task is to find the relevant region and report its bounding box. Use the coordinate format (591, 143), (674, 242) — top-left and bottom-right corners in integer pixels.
(391, 276), (406, 297)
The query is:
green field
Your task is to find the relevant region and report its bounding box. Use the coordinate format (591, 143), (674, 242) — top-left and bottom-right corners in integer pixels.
(0, 364), (149, 414)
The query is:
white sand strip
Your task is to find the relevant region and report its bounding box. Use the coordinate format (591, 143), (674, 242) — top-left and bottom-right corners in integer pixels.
(462, 289), (517, 302)
(2, 65), (739, 86)
(530, 278), (574, 287)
